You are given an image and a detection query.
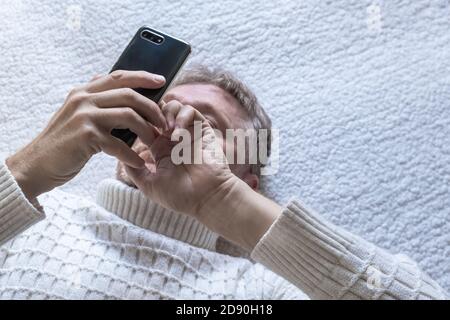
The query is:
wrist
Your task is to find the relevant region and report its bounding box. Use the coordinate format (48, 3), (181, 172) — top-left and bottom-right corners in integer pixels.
(6, 150), (44, 201)
(198, 177), (282, 251)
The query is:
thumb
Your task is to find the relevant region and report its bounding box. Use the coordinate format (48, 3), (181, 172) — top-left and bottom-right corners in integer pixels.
(125, 165), (152, 191)
(150, 136), (173, 163)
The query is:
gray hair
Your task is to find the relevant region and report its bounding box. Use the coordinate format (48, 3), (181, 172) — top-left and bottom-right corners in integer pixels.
(173, 65), (272, 177)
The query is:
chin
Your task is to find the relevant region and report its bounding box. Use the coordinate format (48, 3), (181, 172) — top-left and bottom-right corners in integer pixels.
(115, 162), (137, 188)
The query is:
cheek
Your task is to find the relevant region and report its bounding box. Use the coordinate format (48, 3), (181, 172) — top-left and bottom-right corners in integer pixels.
(222, 139), (241, 164)
(221, 140), (240, 176)
(220, 137), (232, 155)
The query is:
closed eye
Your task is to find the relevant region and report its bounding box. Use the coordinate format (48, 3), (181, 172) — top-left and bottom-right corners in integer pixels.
(205, 116), (219, 129)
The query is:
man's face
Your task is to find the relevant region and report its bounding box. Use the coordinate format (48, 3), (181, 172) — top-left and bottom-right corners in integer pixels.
(117, 83), (256, 188)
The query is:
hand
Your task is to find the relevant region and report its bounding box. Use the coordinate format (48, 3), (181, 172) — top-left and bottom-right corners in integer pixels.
(125, 101), (281, 250)
(6, 70), (167, 200)
(125, 100), (237, 217)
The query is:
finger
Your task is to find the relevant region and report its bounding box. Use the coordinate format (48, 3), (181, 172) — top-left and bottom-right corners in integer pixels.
(174, 105), (196, 130)
(162, 100), (182, 131)
(86, 70), (166, 93)
(172, 105), (208, 141)
(96, 108), (157, 146)
(91, 88), (167, 129)
(125, 164), (153, 192)
(90, 74), (103, 82)
(149, 136), (174, 163)
(100, 136), (145, 169)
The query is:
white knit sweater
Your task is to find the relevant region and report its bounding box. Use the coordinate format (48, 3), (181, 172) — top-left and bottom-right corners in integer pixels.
(0, 162), (447, 300)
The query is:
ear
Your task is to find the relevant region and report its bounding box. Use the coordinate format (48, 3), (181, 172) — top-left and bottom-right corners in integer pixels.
(242, 172), (259, 191)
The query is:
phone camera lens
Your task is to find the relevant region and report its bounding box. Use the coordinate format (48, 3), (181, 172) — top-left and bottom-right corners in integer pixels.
(142, 30), (163, 44)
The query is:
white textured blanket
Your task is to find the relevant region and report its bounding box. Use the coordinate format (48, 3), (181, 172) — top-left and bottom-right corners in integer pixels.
(0, 0), (448, 291)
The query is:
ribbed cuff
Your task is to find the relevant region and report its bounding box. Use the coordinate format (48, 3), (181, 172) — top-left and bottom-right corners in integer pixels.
(251, 200), (447, 300)
(0, 161), (45, 246)
(96, 179), (218, 251)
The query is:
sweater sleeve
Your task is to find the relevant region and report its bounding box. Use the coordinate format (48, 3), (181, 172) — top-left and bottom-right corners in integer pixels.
(251, 200), (448, 300)
(0, 161), (45, 246)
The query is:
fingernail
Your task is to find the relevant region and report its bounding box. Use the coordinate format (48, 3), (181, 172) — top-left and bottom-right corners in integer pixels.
(154, 75), (166, 84)
(160, 118), (168, 131)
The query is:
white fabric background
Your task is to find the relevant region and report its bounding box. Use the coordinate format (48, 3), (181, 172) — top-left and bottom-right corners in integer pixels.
(0, 0), (448, 291)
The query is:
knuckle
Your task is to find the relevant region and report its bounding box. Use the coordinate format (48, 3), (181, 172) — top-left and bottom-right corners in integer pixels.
(90, 74), (103, 82)
(110, 70), (126, 81)
(72, 110), (92, 124)
(161, 102), (171, 114)
(120, 88), (137, 100)
(68, 86), (82, 98)
(67, 86), (88, 103)
(69, 91), (90, 106)
(166, 100), (182, 111)
(121, 107), (138, 121)
(80, 123), (97, 141)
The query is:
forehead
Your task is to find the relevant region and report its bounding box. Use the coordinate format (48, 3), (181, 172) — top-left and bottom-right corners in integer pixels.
(163, 83), (249, 126)
(165, 83), (229, 104)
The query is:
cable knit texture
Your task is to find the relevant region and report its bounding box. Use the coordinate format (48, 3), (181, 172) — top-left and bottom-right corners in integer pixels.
(0, 161), (446, 299)
(251, 200), (448, 300)
(0, 163), (45, 245)
(0, 163), (305, 300)
(96, 179), (219, 251)
(0, 0), (449, 292)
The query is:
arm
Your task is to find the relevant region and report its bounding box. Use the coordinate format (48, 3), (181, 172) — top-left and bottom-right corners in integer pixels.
(0, 161), (45, 246)
(0, 71), (167, 246)
(124, 101), (447, 300)
(202, 180), (448, 300)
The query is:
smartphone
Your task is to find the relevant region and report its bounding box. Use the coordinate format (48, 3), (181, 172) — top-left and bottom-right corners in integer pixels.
(110, 26), (191, 146)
